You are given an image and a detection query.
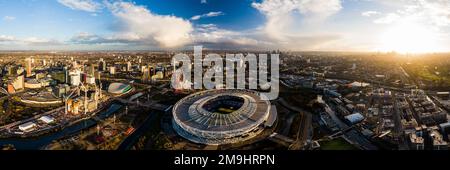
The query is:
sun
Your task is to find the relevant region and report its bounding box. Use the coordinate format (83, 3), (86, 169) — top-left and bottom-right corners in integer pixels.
(378, 21), (442, 54)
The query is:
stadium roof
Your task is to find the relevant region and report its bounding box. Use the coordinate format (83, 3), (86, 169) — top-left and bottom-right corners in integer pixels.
(108, 83), (132, 94)
(173, 89), (272, 145)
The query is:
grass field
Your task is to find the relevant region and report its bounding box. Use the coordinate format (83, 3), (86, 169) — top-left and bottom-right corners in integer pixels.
(319, 138), (359, 150)
(216, 107), (236, 114)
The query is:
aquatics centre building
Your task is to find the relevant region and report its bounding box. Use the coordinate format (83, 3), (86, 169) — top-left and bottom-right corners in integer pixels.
(108, 83), (133, 95)
(172, 89), (275, 145)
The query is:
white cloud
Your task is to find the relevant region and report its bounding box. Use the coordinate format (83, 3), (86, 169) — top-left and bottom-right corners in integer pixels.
(0, 35), (15, 42)
(57, 0), (101, 12)
(103, 1), (193, 48)
(7, 0), (343, 50)
(68, 25), (266, 50)
(191, 24), (340, 50)
(252, 0), (341, 18)
(0, 35), (63, 46)
(3, 16), (16, 21)
(373, 13), (400, 24)
(201, 0), (207, 4)
(191, 11), (224, 20)
(373, 0), (450, 26)
(191, 15), (201, 21)
(70, 32), (103, 43)
(416, 0), (450, 27)
(70, 31), (147, 45)
(69, 3), (246, 49)
(362, 11), (379, 17)
(250, 0), (343, 50)
(193, 24), (264, 47)
(252, 0), (342, 41)
(23, 37), (63, 45)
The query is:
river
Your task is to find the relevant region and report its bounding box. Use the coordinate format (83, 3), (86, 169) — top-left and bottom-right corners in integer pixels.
(0, 104), (124, 150)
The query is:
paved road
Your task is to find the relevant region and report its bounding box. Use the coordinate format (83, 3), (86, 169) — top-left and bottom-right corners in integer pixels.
(278, 98), (313, 149)
(325, 103), (378, 150)
(324, 104), (348, 129)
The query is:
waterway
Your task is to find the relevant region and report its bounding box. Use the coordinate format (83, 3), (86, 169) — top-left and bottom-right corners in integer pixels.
(0, 103), (124, 150)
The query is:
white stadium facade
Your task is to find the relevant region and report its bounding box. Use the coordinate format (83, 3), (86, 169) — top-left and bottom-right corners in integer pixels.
(172, 89), (275, 145)
(108, 83), (133, 95)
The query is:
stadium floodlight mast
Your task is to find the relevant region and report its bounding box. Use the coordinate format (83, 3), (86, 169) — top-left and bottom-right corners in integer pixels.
(171, 46), (279, 101)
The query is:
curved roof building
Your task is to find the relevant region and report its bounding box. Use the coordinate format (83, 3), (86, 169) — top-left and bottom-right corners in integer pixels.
(108, 83), (133, 95)
(172, 89), (272, 145)
(24, 79), (42, 89)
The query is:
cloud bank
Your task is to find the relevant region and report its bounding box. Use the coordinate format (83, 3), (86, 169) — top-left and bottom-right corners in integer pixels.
(57, 0), (101, 12)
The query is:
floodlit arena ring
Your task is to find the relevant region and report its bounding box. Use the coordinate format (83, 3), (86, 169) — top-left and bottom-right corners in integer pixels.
(172, 89), (272, 145)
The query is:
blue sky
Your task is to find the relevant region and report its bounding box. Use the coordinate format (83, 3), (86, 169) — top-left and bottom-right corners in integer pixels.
(1, 0), (450, 52)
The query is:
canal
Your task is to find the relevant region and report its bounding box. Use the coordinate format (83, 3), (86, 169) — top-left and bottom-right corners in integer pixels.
(0, 104), (124, 150)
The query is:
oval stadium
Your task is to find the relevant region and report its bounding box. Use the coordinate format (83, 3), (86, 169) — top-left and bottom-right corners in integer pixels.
(172, 89), (274, 145)
(108, 83), (133, 95)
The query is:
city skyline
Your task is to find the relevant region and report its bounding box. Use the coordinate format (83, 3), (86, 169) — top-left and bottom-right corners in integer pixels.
(2, 1), (450, 167)
(1, 0), (450, 53)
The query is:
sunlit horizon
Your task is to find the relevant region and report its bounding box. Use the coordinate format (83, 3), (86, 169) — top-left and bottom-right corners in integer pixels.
(0, 0), (450, 53)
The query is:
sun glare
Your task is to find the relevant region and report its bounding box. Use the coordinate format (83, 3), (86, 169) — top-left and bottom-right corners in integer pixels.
(378, 21), (442, 54)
